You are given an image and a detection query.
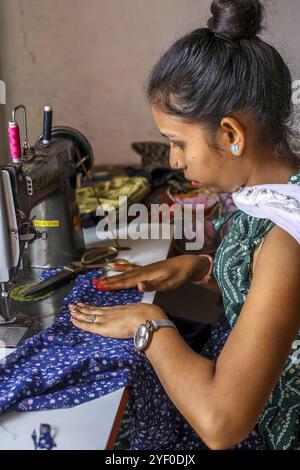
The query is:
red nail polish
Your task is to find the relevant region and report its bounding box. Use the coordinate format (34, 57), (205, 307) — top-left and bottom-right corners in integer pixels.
(93, 279), (109, 287)
(95, 283), (111, 291)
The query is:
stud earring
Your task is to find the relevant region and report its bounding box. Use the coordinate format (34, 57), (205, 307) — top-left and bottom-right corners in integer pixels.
(231, 144), (239, 155)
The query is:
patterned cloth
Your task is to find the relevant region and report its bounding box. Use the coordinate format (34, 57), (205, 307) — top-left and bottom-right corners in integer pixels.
(31, 424), (57, 450)
(0, 270), (145, 413)
(76, 175), (151, 216)
(232, 179), (300, 243)
(211, 167), (300, 450)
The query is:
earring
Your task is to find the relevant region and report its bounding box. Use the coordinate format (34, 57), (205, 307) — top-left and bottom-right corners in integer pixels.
(231, 144), (239, 155)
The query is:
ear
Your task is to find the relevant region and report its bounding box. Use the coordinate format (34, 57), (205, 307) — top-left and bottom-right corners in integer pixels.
(219, 116), (246, 156)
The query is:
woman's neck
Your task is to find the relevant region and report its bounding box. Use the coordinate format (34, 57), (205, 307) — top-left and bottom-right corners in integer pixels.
(245, 158), (299, 187)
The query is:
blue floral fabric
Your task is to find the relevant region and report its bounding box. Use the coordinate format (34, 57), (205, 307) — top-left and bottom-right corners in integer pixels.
(31, 424), (57, 450)
(0, 268), (263, 450)
(0, 269), (145, 414)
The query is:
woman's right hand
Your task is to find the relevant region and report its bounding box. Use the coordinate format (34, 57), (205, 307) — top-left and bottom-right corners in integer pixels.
(93, 255), (210, 292)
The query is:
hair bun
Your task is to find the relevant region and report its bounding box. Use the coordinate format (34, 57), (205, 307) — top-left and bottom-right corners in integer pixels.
(207, 0), (264, 40)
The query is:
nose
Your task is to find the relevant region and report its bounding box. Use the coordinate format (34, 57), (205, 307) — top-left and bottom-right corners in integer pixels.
(169, 151), (186, 171)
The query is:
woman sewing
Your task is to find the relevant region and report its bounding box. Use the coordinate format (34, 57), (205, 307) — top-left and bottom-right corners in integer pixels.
(70, 0), (300, 450)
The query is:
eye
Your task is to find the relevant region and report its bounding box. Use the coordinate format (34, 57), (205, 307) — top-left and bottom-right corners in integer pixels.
(170, 142), (185, 151)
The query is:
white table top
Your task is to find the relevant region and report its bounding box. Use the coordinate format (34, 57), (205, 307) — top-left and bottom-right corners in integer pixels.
(0, 223), (173, 450)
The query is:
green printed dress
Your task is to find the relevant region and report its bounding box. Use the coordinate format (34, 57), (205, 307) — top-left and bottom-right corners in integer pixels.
(212, 168), (300, 450)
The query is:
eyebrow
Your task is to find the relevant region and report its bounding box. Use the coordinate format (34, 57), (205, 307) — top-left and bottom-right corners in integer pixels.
(160, 132), (179, 138)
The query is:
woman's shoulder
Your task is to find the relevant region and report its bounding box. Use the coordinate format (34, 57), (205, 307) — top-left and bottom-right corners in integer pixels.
(261, 224), (300, 256)
(253, 223), (300, 280)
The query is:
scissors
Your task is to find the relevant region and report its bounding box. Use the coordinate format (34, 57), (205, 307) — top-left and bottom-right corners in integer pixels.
(23, 246), (129, 298)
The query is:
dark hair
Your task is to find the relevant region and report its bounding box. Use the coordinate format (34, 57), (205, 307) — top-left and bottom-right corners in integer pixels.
(146, 0), (300, 164)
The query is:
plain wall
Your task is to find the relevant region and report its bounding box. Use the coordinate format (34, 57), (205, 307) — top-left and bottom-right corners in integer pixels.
(0, 0), (300, 165)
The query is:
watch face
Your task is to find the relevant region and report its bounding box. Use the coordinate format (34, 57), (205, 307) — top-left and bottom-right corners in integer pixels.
(134, 324), (150, 351)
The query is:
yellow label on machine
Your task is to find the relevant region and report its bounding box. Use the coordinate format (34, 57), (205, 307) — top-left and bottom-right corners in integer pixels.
(33, 220), (60, 228)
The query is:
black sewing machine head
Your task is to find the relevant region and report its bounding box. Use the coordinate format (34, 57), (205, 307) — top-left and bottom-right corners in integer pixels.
(0, 105), (94, 336)
(2, 106), (94, 269)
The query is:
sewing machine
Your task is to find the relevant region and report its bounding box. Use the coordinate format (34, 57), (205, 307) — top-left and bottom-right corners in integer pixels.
(0, 105), (94, 345)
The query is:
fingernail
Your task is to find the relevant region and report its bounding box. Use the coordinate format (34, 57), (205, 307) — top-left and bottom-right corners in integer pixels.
(95, 284), (111, 291)
(77, 303), (85, 307)
(93, 279), (105, 285)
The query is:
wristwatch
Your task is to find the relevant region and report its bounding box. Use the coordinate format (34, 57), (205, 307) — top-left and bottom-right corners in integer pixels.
(133, 319), (177, 355)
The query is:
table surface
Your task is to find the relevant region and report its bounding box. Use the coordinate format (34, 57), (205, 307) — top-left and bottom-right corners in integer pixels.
(0, 222), (173, 450)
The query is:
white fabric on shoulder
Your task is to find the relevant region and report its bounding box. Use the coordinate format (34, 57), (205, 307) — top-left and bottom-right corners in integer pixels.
(232, 183), (300, 243)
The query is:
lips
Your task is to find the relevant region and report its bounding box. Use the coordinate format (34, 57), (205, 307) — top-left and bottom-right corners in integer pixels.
(191, 181), (203, 188)
(184, 173), (204, 188)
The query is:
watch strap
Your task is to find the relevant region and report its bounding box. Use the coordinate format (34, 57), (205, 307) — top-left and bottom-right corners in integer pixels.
(149, 319), (178, 331)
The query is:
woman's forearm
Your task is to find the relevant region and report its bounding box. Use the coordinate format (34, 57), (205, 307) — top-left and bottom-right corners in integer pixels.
(143, 327), (224, 448)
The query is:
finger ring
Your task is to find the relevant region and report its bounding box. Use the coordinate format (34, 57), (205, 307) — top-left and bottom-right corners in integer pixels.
(89, 314), (97, 323)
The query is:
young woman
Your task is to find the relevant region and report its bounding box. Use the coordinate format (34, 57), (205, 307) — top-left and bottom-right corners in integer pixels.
(70, 0), (300, 450)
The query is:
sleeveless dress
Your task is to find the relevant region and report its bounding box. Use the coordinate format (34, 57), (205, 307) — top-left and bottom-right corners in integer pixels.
(123, 167), (300, 451)
(210, 167), (300, 450)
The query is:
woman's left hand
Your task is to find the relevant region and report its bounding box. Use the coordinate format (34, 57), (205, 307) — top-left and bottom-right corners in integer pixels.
(69, 302), (168, 339)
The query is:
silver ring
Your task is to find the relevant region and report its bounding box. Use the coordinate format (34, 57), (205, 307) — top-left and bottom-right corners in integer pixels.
(89, 314), (97, 323)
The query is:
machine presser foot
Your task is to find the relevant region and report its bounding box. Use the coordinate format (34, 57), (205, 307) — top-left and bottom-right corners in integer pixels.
(0, 315), (33, 348)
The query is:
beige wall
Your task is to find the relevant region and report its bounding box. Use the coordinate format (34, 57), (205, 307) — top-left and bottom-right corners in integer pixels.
(0, 0), (299, 165)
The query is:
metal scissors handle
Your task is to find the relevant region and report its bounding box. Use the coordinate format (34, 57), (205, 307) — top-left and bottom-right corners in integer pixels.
(78, 246), (129, 269)
(22, 247), (130, 299)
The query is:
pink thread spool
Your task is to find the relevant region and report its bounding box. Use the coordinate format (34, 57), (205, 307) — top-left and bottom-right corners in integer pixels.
(8, 121), (22, 163)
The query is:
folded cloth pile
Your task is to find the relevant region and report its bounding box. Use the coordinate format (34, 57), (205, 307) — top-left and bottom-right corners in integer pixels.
(76, 175), (151, 220)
